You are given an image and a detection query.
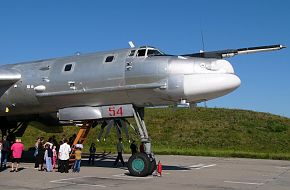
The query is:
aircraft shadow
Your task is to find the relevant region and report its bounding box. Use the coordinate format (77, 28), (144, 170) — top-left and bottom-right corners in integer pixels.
(82, 154), (190, 171)
(161, 165), (190, 171)
(18, 151), (190, 171)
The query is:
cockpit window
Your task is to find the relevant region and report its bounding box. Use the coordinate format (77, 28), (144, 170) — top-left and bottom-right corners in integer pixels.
(137, 49), (146, 57)
(129, 50), (135, 56)
(134, 47), (164, 57)
(147, 49), (163, 56)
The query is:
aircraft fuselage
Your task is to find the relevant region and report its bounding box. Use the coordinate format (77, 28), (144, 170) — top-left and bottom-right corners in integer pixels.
(0, 46), (240, 118)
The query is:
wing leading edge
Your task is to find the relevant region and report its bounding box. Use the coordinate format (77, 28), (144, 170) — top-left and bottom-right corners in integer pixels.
(182, 44), (286, 59)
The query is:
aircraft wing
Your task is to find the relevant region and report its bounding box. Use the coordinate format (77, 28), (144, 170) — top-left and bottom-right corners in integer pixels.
(0, 69), (21, 86)
(182, 44), (286, 59)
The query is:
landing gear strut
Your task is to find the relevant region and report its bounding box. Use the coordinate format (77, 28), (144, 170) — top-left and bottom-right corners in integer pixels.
(127, 108), (156, 177)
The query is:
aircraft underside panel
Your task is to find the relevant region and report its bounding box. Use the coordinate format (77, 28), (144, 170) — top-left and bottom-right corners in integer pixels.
(59, 104), (134, 121)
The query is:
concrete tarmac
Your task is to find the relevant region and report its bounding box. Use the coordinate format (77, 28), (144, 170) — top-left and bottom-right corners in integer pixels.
(0, 154), (289, 190)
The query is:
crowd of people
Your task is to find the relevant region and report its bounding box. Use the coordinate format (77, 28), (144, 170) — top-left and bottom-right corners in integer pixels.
(0, 134), (146, 173)
(0, 134), (83, 173)
(33, 136), (82, 173)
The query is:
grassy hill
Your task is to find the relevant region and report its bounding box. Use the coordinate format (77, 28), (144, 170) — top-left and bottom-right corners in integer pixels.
(19, 107), (290, 160)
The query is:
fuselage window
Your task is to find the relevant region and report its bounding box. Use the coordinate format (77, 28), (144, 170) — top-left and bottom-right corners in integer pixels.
(105, 55), (114, 62)
(137, 49), (146, 57)
(129, 50), (136, 56)
(64, 64), (72, 72)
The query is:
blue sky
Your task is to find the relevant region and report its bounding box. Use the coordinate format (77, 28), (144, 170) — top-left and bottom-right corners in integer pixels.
(0, 0), (289, 117)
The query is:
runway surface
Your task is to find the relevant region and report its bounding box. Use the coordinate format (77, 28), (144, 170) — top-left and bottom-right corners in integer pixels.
(0, 154), (289, 190)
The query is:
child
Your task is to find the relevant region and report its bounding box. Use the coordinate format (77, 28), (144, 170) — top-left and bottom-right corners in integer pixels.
(44, 144), (53, 172)
(52, 146), (57, 169)
(73, 147), (82, 173)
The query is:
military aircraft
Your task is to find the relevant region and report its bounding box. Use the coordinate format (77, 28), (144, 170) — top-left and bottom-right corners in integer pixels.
(0, 42), (285, 176)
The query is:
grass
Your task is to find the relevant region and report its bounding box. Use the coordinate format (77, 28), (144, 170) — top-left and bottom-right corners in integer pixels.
(11, 107), (290, 160)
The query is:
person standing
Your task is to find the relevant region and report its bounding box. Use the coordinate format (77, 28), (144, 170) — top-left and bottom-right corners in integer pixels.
(52, 145), (57, 169)
(57, 140), (63, 172)
(88, 143), (96, 165)
(10, 138), (24, 172)
(130, 140), (138, 155)
(73, 147), (82, 172)
(1, 136), (10, 169)
(37, 142), (45, 171)
(34, 137), (40, 169)
(44, 144), (53, 172)
(114, 138), (125, 167)
(58, 139), (71, 173)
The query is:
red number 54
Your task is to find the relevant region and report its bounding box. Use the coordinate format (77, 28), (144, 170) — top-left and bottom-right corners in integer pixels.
(108, 106), (123, 117)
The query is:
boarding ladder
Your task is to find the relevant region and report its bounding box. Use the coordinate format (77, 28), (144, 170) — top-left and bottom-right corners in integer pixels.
(69, 121), (93, 167)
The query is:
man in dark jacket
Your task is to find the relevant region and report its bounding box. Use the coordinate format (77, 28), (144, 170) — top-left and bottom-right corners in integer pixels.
(1, 136), (10, 169)
(130, 140), (138, 155)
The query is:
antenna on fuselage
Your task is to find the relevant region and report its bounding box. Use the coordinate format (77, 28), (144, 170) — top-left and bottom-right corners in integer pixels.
(199, 20), (206, 53)
(128, 41), (135, 48)
(200, 30), (205, 53)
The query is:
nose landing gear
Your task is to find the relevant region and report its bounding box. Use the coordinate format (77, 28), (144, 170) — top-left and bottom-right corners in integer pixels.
(127, 108), (156, 177)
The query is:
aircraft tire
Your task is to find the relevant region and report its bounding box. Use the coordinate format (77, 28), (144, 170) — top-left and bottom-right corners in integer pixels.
(128, 153), (150, 177)
(147, 159), (156, 175)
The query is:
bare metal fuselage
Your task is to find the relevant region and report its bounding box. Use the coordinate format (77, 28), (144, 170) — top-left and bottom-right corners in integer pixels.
(0, 46), (240, 119)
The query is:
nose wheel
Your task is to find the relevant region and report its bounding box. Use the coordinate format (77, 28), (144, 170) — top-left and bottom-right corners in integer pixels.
(128, 153), (157, 177)
(127, 107), (156, 177)
(128, 153), (149, 176)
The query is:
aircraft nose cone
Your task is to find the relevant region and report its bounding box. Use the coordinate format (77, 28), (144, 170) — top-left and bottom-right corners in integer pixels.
(183, 74), (241, 101)
(221, 74), (241, 90)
